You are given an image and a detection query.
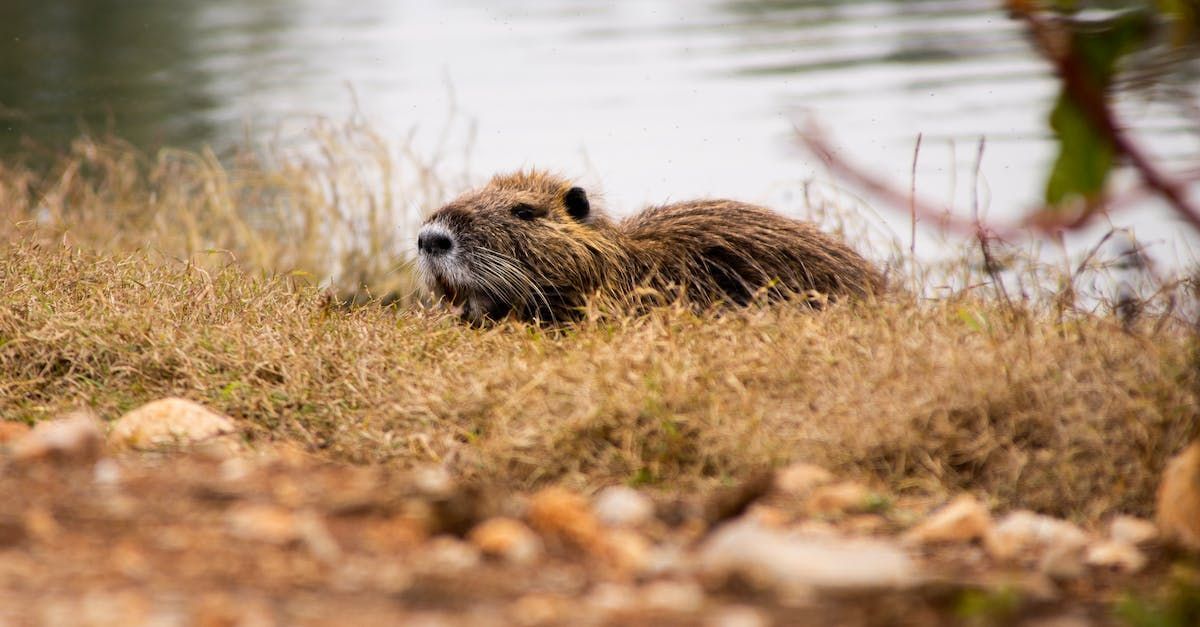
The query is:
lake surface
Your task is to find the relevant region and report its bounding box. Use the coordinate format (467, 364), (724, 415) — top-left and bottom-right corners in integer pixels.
(2, 0), (1198, 265)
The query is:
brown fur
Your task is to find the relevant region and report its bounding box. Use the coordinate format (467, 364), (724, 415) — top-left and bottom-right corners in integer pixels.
(418, 170), (882, 323)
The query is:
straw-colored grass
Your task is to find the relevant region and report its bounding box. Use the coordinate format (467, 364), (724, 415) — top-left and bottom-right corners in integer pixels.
(0, 118), (462, 303)
(1, 131), (1197, 522)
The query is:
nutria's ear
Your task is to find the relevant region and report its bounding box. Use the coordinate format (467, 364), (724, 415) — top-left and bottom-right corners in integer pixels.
(563, 186), (590, 221)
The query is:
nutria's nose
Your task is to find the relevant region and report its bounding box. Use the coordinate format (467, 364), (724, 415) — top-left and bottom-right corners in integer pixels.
(417, 229), (454, 256)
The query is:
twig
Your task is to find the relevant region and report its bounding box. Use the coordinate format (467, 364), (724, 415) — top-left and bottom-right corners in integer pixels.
(909, 133), (923, 257)
(1072, 228), (1122, 282)
(971, 138), (1013, 309)
(971, 137), (986, 224)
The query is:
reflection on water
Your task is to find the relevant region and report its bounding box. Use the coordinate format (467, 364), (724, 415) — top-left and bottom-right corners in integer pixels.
(0, 1), (217, 151)
(1, 0), (1197, 259)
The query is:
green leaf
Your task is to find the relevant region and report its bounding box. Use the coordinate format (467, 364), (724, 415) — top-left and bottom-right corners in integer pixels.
(956, 307), (987, 332)
(1046, 93), (1115, 204)
(1074, 10), (1150, 85)
(1043, 10), (1151, 206)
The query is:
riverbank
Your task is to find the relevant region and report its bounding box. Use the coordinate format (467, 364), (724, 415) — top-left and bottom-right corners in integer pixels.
(2, 135), (1198, 623)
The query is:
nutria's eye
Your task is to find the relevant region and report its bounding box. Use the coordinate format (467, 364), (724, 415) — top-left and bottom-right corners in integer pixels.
(511, 204), (537, 221)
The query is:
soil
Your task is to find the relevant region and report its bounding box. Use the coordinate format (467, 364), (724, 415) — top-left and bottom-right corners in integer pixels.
(0, 448), (1183, 626)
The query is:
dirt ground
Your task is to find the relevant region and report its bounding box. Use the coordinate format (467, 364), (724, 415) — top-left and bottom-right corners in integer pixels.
(2, 442), (1193, 627)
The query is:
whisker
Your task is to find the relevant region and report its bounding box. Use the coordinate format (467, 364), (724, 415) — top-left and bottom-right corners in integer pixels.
(477, 247), (554, 319)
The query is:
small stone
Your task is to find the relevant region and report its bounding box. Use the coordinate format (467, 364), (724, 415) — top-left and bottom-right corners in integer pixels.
(607, 529), (652, 574)
(640, 579), (705, 613)
(707, 605), (769, 627)
(844, 514), (888, 535)
(697, 519), (916, 594)
(271, 477), (305, 508)
(1039, 542), (1087, 580)
(194, 592), (276, 627)
(528, 487), (604, 553)
(412, 465), (455, 498)
(219, 457), (254, 482)
(583, 581), (638, 610)
(23, 507), (61, 542)
(421, 536), (481, 573)
(984, 511), (1090, 563)
(509, 593), (565, 626)
(903, 495), (992, 545)
(1156, 441), (1200, 552)
(0, 421), (31, 444)
(775, 462), (834, 496)
(1085, 540), (1147, 573)
(192, 435), (246, 460)
(295, 510), (341, 562)
(745, 504), (788, 528)
(642, 543), (688, 578)
(792, 520), (840, 538)
(1109, 515), (1158, 546)
(593, 486), (655, 528)
(361, 513), (429, 554)
(369, 511), (432, 552)
(226, 503), (300, 545)
(92, 458), (122, 487)
(112, 539), (151, 579)
(587, 583), (639, 614)
(469, 517), (542, 565)
(58, 590), (153, 626)
(807, 482), (872, 516)
(109, 398), (237, 449)
(11, 411), (104, 463)
(332, 557), (412, 594)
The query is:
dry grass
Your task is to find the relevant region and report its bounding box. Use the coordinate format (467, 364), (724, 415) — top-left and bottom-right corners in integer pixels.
(1, 132), (1198, 523)
(0, 118), (464, 302)
(2, 239), (1197, 520)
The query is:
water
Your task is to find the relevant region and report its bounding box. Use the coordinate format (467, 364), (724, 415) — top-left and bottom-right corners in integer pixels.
(2, 0), (1198, 265)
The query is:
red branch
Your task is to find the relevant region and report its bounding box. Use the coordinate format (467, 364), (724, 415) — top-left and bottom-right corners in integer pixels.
(796, 124), (1020, 240)
(796, 6), (1200, 242)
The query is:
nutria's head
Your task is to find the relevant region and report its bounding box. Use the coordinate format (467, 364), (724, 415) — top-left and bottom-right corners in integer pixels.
(417, 171), (623, 324)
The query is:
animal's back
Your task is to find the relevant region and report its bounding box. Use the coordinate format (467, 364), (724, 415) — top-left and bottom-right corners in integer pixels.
(617, 199), (880, 305)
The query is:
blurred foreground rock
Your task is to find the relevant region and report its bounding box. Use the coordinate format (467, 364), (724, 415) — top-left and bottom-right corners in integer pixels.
(984, 511), (1089, 564)
(1108, 515), (1158, 546)
(1156, 440), (1200, 552)
(903, 494), (991, 545)
(0, 421), (31, 444)
(697, 519), (917, 597)
(593, 485), (655, 528)
(774, 462), (834, 497)
(108, 397), (239, 450)
(527, 487), (606, 555)
(806, 481), (874, 516)
(10, 411), (103, 463)
(1084, 540), (1146, 573)
(469, 517), (543, 565)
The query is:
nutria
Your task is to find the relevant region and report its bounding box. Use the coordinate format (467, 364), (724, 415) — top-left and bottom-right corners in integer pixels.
(417, 170), (881, 324)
